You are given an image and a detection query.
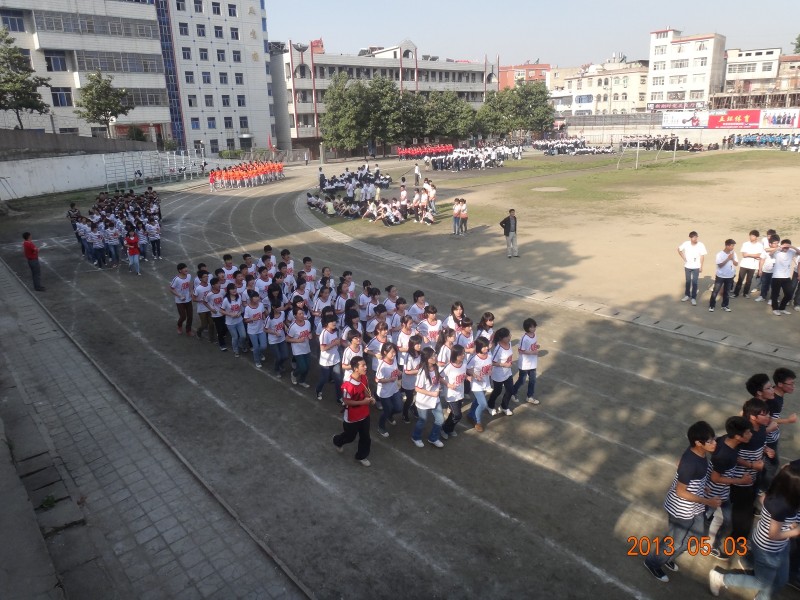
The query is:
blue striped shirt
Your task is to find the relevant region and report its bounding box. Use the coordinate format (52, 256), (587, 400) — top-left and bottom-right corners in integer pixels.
(663, 448), (709, 519)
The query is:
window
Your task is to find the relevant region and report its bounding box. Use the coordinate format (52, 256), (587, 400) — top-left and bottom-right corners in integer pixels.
(692, 73), (706, 83)
(207, 116), (216, 128)
(670, 60), (688, 69)
(230, 27), (239, 40)
(179, 22), (189, 35)
(196, 24), (206, 37)
(1, 9), (25, 31)
(228, 4), (237, 16)
(652, 76), (664, 86)
(199, 48), (208, 61)
(267, 83), (272, 96)
(190, 117), (200, 129)
(219, 72), (228, 84)
(612, 93), (619, 101)
(623, 76), (628, 87)
(51, 87), (73, 107)
(667, 91), (685, 100)
(653, 61), (666, 71)
(202, 71), (211, 84)
(613, 77), (620, 85)
(762, 62), (773, 72)
(650, 92), (663, 101)
(621, 93), (627, 100)
(214, 25), (223, 38)
(654, 45), (666, 55)
(232, 50), (241, 62)
(185, 71), (194, 83)
(676, 44), (687, 54)
(212, 1), (220, 14)
(239, 116), (248, 128)
(640, 76), (647, 85)
(655, 31), (668, 39)
(176, 0), (186, 9)
(689, 90), (704, 100)
(234, 72), (244, 84)
(59, 127), (79, 135)
(696, 41), (707, 51)
(45, 51), (67, 72)
(227, 138), (235, 150)
(187, 94), (197, 107)
(217, 49), (226, 62)
(694, 57), (707, 67)
(182, 47), (191, 60)
(728, 63), (756, 74)
(221, 94), (230, 106)
(194, 0), (203, 12)
(237, 95), (246, 107)
(262, 17), (266, 32)
(223, 116), (233, 128)
(586, 79), (592, 87)
(204, 94), (213, 107)
(209, 139), (219, 153)
(638, 92), (646, 101)
(669, 75), (687, 85)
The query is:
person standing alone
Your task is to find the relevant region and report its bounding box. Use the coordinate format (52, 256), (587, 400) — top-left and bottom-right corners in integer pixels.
(500, 209), (519, 258)
(22, 232), (45, 291)
(677, 231), (706, 305)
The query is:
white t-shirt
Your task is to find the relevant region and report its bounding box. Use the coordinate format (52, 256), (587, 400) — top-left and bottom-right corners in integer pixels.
(414, 369), (440, 410)
(266, 315), (286, 344)
(678, 240), (707, 269)
(441, 362), (467, 402)
(468, 353), (493, 392)
(416, 318), (441, 349)
(773, 248), (797, 278)
(366, 337), (384, 371)
(376, 359), (400, 398)
(205, 289), (225, 317)
(739, 240), (762, 270)
(221, 296), (243, 326)
(402, 354), (421, 390)
(195, 283), (211, 313)
(358, 293), (370, 321)
(491, 345), (514, 382)
(341, 344), (363, 369)
(243, 304), (266, 336)
(715, 250), (737, 278)
(287, 321), (312, 355)
(760, 249), (776, 274)
(518, 333), (539, 371)
(456, 331), (474, 353)
(396, 330), (412, 365)
(408, 302), (427, 324)
(170, 274), (193, 303)
(318, 328), (341, 367)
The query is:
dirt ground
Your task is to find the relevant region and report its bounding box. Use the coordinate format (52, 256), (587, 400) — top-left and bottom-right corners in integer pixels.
(0, 154), (798, 599)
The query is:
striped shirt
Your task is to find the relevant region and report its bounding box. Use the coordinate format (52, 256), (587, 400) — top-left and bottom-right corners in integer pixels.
(766, 395), (784, 445)
(751, 496), (798, 553)
(663, 448), (709, 519)
(731, 426), (767, 488)
(706, 436), (740, 501)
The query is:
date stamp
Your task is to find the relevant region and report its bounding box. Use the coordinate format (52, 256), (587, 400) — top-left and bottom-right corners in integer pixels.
(627, 536), (747, 557)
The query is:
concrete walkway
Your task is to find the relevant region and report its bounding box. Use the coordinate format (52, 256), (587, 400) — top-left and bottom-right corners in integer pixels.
(0, 258), (307, 600)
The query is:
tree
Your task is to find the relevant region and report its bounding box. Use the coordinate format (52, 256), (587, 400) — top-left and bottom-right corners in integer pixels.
(365, 77), (402, 154)
(74, 71), (131, 136)
(394, 91), (427, 144)
(319, 72), (370, 151)
(795, 33), (800, 54)
(0, 28), (50, 129)
(511, 81), (554, 135)
(475, 90), (516, 136)
(425, 91), (475, 139)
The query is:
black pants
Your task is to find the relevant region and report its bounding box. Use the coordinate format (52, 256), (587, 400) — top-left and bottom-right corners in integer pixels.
(442, 399), (463, 434)
(150, 239), (161, 258)
(488, 377), (513, 410)
(334, 415), (371, 461)
(733, 267), (755, 296)
(402, 389), (416, 420)
(212, 316), (228, 348)
(729, 484), (757, 541)
(771, 277), (793, 310)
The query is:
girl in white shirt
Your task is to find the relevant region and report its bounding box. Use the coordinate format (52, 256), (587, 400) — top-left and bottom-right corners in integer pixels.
(511, 318), (540, 405)
(286, 308), (312, 388)
(358, 280), (372, 328)
(220, 283), (246, 357)
(408, 290), (428, 324)
(242, 290), (267, 368)
(265, 304), (288, 376)
(476, 312), (495, 348)
(416, 305), (442, 350)
(443, 301), (466, 335)
(466, 337), (493, 432)
(315, 315), (342, 403)
(440, 346), (467, 439)
(412, 347), (445, 448)
(435, 327), (456, 368)
(401, 335), (423, 423)
(341, 330), (363, 377)
(375, 343), (403, 437)
(487, 328), (514, 416)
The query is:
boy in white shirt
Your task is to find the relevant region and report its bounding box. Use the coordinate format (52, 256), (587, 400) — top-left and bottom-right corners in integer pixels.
(733, 230), (762, 298)
(708, 239), (738, 313)
(677, 231), (707, 305)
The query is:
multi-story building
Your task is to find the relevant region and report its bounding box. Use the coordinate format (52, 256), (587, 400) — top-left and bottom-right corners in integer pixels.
(556, 56), (649, 116)
(0, 1), (170, 140)
(710, 51), (800, 110)
(646, 29), (726, 111)
(271, 38), (499, 154)
(499, 62), (550, 90)
(0, 0), (275, 154)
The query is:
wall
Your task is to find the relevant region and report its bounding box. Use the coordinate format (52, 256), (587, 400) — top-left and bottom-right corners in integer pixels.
(0, 154), (108, 199)
(0, 129), (156, 161)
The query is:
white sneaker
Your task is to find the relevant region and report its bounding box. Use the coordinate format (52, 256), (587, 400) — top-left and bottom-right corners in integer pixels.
(428, 439), (444, 448)
(527, 397), (540, 405)
(681, 295), (690, 302)
(504, 409), (513, 416)
(359, 459), (371, 467)
(299, 382), (310, 388)
(439, 431), (449, 440)
(795, 306), (800, 312)
(510, 395), (519, 403)
(690, 298), (697, 306)
(754, 296), (764, 302)
(488, 408), (498, 416)
(774, 310), (783, 316)
(316, 392), (323, 401)
(782, 310), (792, 315)
(709, 569), (724, 596)
(412, 439), (424, 448)
(290, 373), (298, 384)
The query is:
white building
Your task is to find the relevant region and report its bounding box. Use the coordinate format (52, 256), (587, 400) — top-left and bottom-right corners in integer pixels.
(271, 38), (499, 155)
(723, 48), (782, 93)
(559, 56), (649, 116)
(647, 29), (726, 111)
(0, 0), (170, 140)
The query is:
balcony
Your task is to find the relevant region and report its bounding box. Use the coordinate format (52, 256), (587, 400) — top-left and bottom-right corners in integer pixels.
(290, 126), (319, 139)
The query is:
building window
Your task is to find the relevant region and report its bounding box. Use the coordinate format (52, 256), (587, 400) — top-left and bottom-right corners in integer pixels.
(638, 92), (646, 101)
(196, 24), (206, 37)
(675, 44), (687, 54)
(202, 71), (211, 84)
(613, 77), (620, 85)
(219, 72), (228, 84)
(59, 127), (79, 135)
(45, 51), (68, 72)
(217, 49), (225, 62)
(762, 62), (773, 72)
(669, 75), (687, 85)
(262, 17), (267, 32)
(652, 76), (664, 86)
(194, 0), (203, 12)
(227, 138), (235, 150)
(1, 9), (25, 31)
(650, 92), (663, 101)
(667, 91), (686, 100)
(228, 4), (237, 16)
(689, 90), (704, 100)
(232, 50), (241, 63)
(234, 72), (244, 84)
(191, 117), (200, 129)
(179, 22), (189, 35)
(653, 61), (665, 71)
(209, 139), (219, 153)
(185, 71), (194, 83)
(230, 27), (239, 40)
(187, 94), (197, 107)
(267, 83), (272, 96)
(696, 41), (707, 51)
(176, 0), (186, 9)
(612, 93), (619, 101)
(654, 45), (666, 55)
(221, 94), (230, 106)
(728, 63), (756, 74)
(204, 94), (213, 107)
(182, 47), (191, 60)
(51, 87), (73, 107)
(212, 1), (220, 13)
(692, 73), (706, 83)
(214, 25), (223, 38)
(207, 116), (216, 129)
(670, 60), (688, 69)
(199, 48), (208, 61)
(223, 116), (233, 128)
(694, 57), (707, 67)
(237, 95), (246, 107)
(640, 76), (647, 85)
(239, 116), (248, 128)
(621, 93), (627, 100)
(655, 31), (668, 39)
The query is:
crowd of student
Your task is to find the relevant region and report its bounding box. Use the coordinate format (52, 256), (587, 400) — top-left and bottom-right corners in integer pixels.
(318, 163), (393, 196)
(65, 188), (164, 274)
(168, 246), (541, 466)
(207, 160), (285, 191)
(640, 369), (800, 599)
(397, 144), (454, 160)
(426, 144), (522, 171)
(724, 133), (800, 150)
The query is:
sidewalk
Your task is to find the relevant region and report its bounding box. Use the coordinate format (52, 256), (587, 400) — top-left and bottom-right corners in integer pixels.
(0, 259), (307, 600)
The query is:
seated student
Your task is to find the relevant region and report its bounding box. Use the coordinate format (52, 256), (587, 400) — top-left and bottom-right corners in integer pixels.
(325, 197), (336, 218)
(422, 206), (435, 226)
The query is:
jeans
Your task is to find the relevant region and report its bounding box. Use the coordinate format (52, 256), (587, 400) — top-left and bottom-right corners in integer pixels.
(760, 272), (773, 300)
(644, 513), (705, 568)
(378, 391), (403, 430)
(316, 363), (343, 400)
(442, 399), (463, 434)
(512, 368), (537, 399)
(93, 247), (106, 267)
(460, 217), (468, 233)
(270, 341), (289, 373)
(106, 243), (120, 265)
(176, 301), (193, 331)
(684, 267), (700, 299)
(128, 254), (140, 274)
(27, 259), (42, 290)
(333, 415), (371, 461)
(248, 331), (267, 364)
(138, 243), (148, 260)
(705, 498), (733, 553)
(292, 352), (310, 383)
(412, 405), (444, 442)
(734, 267), (755, 296)
(771, 277), (792, 310)
(150, 239), (161, 258)
(212, 316), (228, 348)
(723, 544), (789, 600)
(467, 389), (488, 424)
(228, 321), (246, 353)
(709, 276), (733, 309)
(453, 216), (461, 234)
(488, 377), (513, 409)
(505, 232), (518, 257)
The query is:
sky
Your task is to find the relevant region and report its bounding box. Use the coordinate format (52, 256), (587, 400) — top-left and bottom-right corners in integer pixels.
(267, 0), (798, 67)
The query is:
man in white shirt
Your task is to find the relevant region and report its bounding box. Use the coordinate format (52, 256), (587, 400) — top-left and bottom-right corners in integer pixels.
(709, 239), (738, 313)
(770, 239), (800, 316)
(733, 230), (762, 299)
(677, 231), (707, 305)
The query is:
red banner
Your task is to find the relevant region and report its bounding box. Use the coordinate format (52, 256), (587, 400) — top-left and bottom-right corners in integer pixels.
(707, 110), (760, 129)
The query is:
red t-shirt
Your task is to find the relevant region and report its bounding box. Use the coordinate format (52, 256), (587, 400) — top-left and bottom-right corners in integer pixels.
(125, 235), (140, 255)
(341, 375), (370, 422)
(23, 239), (38, 260)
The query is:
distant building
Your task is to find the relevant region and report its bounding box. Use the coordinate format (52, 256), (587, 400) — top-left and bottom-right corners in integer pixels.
(270, 39), (499, 154)
(499, 62), (551, 90)
(647, 29), (726, 111)
(555, 55), (649, 116)
(710, 50), (800, 109)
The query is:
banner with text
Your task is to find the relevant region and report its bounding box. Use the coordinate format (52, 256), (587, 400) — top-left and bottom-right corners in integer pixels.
(707, 110), (760, 129)
(760, 109), (799, 129)
(661, 111), (709, 129)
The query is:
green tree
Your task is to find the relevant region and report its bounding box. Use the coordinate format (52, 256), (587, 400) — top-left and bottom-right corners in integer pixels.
(74, 71), (131, 136)
(425, 91), (475, 139)
(0, 28), (51, 129)
(394, 91), (427, 144)
(319, 72), (369, 151)
(475, 90), (515, 136)
(365, 76), (402, 154)
(511, 81), (554, 135)
(794, 33), (800, 54)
